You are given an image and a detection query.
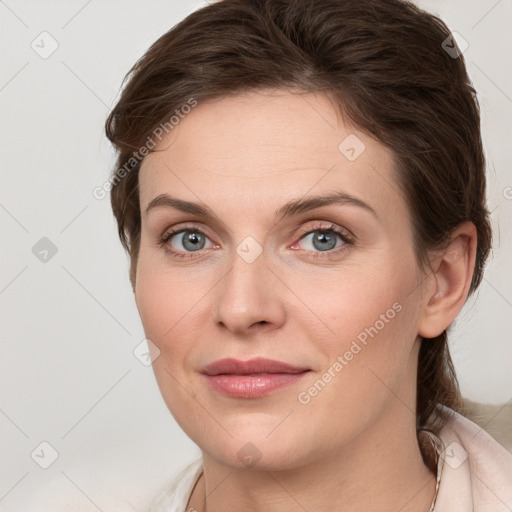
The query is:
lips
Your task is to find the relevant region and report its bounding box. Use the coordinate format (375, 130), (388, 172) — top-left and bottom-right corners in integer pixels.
(201, 357), (310, 376)
(201, 357), (311, 398)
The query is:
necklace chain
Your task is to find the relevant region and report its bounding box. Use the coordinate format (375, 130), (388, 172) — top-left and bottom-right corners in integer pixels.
(190, 430), (445, 512)
(419, 429), (445, 512)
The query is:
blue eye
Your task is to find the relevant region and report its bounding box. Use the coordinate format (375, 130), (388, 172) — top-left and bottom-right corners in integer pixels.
(159, 222), (353, 260)
(298, 229), (345, 252)
(288, 223), (354, 261)
(162, 228), (213, 254)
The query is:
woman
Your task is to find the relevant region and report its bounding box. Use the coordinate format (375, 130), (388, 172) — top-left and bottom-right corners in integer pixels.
(104, 0), (512, 510)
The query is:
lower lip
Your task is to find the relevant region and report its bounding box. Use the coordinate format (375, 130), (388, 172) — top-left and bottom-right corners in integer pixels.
(203, 372), (310, 398)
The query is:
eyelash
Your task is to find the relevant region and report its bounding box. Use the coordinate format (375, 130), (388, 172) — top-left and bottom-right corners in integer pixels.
(158, 222), (354, 261)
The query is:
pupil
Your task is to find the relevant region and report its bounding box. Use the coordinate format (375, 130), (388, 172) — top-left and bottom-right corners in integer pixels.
(313, 232), (336, 251)
(184, 231), (204, 251)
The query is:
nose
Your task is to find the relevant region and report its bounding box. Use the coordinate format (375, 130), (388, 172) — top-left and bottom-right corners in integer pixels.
(213, 244), (286, 336)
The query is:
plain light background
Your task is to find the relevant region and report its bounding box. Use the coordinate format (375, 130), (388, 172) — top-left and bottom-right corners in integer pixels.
(1, 0), (511, 510)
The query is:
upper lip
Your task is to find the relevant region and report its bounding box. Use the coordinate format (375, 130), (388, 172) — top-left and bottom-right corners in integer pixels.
(201, 357), (310, 376)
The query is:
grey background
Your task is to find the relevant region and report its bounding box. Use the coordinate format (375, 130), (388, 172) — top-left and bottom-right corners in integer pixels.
(1, 0), (511, 510)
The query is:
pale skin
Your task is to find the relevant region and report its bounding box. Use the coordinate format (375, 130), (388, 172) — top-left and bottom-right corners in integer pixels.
(135, 89), (477, 512)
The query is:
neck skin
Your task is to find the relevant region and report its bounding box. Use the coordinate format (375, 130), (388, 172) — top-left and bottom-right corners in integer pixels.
(187, 348), (436, 512)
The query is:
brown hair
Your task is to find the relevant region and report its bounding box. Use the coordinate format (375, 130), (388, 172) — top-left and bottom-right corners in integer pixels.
(105, 0), (492, 433)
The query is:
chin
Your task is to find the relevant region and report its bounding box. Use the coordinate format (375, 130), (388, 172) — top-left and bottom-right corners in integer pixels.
(195, 424), (315, 472)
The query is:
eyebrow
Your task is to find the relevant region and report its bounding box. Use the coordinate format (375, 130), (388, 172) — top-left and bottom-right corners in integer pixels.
(144, 191), (378, 223)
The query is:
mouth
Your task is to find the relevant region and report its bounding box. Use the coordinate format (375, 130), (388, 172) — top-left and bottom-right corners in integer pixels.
(200, 357), (311, 398)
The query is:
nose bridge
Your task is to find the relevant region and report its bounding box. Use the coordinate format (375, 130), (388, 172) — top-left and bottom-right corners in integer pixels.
(221, 236), (268, 309)
(214, 235), (282, 332)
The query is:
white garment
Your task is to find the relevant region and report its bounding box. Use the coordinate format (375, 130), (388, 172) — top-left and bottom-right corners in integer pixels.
(434, 407), (512, 511)
(148, 408), (512, 512)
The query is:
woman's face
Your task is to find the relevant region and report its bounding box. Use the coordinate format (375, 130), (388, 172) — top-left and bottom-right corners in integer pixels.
(135, 89), (431, 470)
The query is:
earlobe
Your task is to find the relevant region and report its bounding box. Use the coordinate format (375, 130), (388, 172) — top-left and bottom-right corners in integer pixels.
(418, 222), (477, 339)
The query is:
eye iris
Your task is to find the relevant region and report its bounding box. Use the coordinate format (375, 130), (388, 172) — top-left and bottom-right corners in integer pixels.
(312, 231), (337, 251)
(182, 231), (205, 251)
(173, 229), (341, 253)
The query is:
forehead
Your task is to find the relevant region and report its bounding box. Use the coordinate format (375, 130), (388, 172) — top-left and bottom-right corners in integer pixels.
(138, 89), (403, 220)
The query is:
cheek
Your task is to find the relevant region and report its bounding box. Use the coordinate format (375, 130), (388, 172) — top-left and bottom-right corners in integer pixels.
(303, 259), (415, 346)
(305, 255), (422, 393)
(134, 255), (210, 371)
(136, 276), (190, 357)
(135, 268), (165, 342)
(134, 259), (186, 384)
(134, 266), (202, 422)
(135, 242), (185, 341)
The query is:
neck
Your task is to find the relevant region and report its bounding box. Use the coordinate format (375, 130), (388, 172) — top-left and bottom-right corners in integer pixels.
(188, 404), (436, 512)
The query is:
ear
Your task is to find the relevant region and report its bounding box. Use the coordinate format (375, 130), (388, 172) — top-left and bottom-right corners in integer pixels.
(418, 221), (478, 339)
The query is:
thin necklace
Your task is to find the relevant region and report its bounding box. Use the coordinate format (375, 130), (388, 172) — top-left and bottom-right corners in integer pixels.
(190, 432), (445, 512)
(419, 429), (444, 512)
